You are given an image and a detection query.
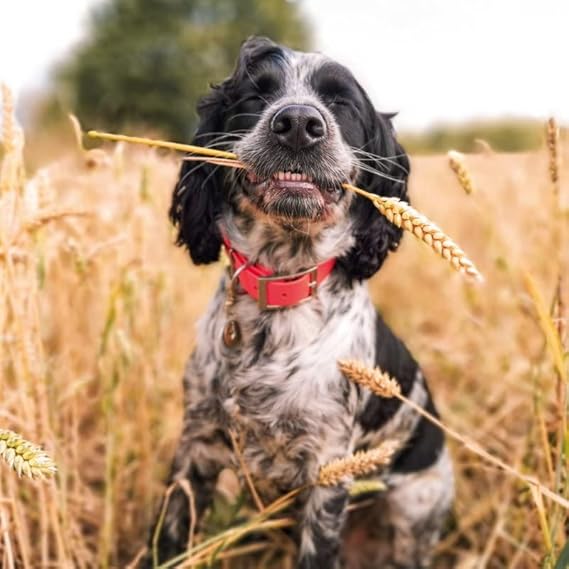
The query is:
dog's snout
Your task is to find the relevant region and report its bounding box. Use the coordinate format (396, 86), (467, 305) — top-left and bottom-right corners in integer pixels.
(270, 104), (327, 150)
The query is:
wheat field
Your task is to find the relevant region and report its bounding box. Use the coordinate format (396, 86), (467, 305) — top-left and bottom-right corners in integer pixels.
(1, 88), (568, 568)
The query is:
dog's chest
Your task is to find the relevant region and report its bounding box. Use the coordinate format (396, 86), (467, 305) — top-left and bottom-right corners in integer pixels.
(193, 278), (377, 491)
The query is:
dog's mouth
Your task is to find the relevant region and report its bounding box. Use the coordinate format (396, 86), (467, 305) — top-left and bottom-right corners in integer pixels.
(241, 168), (350, 222)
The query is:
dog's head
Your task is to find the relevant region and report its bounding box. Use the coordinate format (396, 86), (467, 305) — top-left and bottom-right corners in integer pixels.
(171, 36), (410, 279)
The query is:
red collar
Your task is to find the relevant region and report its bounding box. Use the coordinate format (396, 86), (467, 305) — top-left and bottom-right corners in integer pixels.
(223, 238), (336, 310)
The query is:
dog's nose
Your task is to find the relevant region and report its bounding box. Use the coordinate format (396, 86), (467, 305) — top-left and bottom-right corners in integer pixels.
(270, 105), (327, 150)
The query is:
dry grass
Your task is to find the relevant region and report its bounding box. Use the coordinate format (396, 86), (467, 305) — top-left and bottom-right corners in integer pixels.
(1, 94), (568, 568)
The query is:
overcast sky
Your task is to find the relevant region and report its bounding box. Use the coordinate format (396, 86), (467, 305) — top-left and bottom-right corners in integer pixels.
(1, 0), (568, 130)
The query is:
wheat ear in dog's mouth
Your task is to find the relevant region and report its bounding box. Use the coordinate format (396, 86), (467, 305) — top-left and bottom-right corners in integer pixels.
(88, 131), (484, 282)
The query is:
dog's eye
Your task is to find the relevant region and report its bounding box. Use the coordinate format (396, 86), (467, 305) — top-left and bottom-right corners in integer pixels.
(326, 98), (352, 110)
(255, 74), (279, 95)
(241, 95), (266, 113)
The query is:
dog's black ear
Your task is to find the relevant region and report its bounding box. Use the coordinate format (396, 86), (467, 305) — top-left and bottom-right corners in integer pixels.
(170, 36), (280, 265)
(169, 82), (228, 264)
(338, 112), (410, 280)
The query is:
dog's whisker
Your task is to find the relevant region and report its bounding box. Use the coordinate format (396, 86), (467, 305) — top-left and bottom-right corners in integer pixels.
(352, 148), (409, 175)
(200, 163), (223, 191)
(355, 162), (405, 184)
(193, 130), (248, 141)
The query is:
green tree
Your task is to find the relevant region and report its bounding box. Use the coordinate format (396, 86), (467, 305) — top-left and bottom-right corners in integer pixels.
(54, 0), (310, 140)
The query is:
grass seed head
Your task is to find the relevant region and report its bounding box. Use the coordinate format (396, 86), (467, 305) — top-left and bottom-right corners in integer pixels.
(0, 429), (57, 480)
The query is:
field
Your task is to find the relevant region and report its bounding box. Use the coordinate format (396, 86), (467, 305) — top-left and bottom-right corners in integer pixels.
(1, 90), (568, 568)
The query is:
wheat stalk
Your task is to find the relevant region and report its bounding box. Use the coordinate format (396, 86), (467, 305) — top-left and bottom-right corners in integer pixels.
(1, 83), (15, 154)
(88, 131), (483, 282)
(0, 429), (57, 480)
(338, 359), (569, 511)
(546, 117), (560, 193)
(343, 184), (483, 281)
(16, 209), (92, 241)
(318, 440), (399, 486)
(349, 479), (386, 495)
(88, 130), (236, 159)
(337, 359), (401, 398)
(448, 150), (476, 194)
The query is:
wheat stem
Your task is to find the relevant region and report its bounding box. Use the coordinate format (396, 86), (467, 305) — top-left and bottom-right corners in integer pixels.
(88, 131), (237, 160)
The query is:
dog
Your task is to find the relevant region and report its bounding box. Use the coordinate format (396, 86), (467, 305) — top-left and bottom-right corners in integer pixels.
(144, 36), (454, 569)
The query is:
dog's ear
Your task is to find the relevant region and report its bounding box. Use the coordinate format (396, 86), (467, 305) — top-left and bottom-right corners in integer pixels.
(338, 112), (410, 280)
(170, 36), (280, 265)
(169, 80), (229, 265)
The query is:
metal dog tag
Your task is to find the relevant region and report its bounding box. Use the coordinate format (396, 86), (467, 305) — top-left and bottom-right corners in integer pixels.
(223, 319), (242, 348)
(222, 269), (242, 348)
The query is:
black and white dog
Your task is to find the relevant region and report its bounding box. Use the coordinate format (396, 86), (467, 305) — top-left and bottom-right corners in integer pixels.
(146, 36), (453, 569)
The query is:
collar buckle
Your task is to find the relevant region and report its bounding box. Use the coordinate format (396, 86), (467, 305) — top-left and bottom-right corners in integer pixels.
(257, 265), (319, 310)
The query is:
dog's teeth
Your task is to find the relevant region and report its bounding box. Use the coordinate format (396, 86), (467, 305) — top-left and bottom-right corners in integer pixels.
(277, 171), (284, 181)
(285, 172), (292, 181)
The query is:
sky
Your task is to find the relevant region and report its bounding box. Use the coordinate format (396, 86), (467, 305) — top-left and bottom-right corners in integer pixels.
(1, 0), (568, 131)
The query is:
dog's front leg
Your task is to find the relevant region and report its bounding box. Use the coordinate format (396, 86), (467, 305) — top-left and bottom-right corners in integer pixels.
(145, 398), (231, 566)
(297, 485), (349, 569)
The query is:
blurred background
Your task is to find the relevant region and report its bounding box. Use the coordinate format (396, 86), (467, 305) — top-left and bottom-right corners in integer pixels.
(1, 0), (568, 161)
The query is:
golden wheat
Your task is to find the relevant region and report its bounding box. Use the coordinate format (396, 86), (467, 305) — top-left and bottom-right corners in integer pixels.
(17, 209), (92, 239)
(338, 359), (569, 511)
(337, 359), (400, 398)
(88, 131), (483, 282)
(448, 150), (476, 194)
(0, 429), (57, 480)
(546, 117), (560, 189)
(1, 83), (15, 154)
(318, 439), (400, 486)
(349, 479), (386, 495)
(0, 101), (566, 567)
(343, 183), (483, 281)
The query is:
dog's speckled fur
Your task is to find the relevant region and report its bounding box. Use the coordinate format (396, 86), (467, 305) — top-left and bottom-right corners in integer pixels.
(144, 36), (453, 569)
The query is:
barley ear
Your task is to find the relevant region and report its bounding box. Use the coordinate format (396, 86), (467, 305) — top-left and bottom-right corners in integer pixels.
(0, 429), (57, 480)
